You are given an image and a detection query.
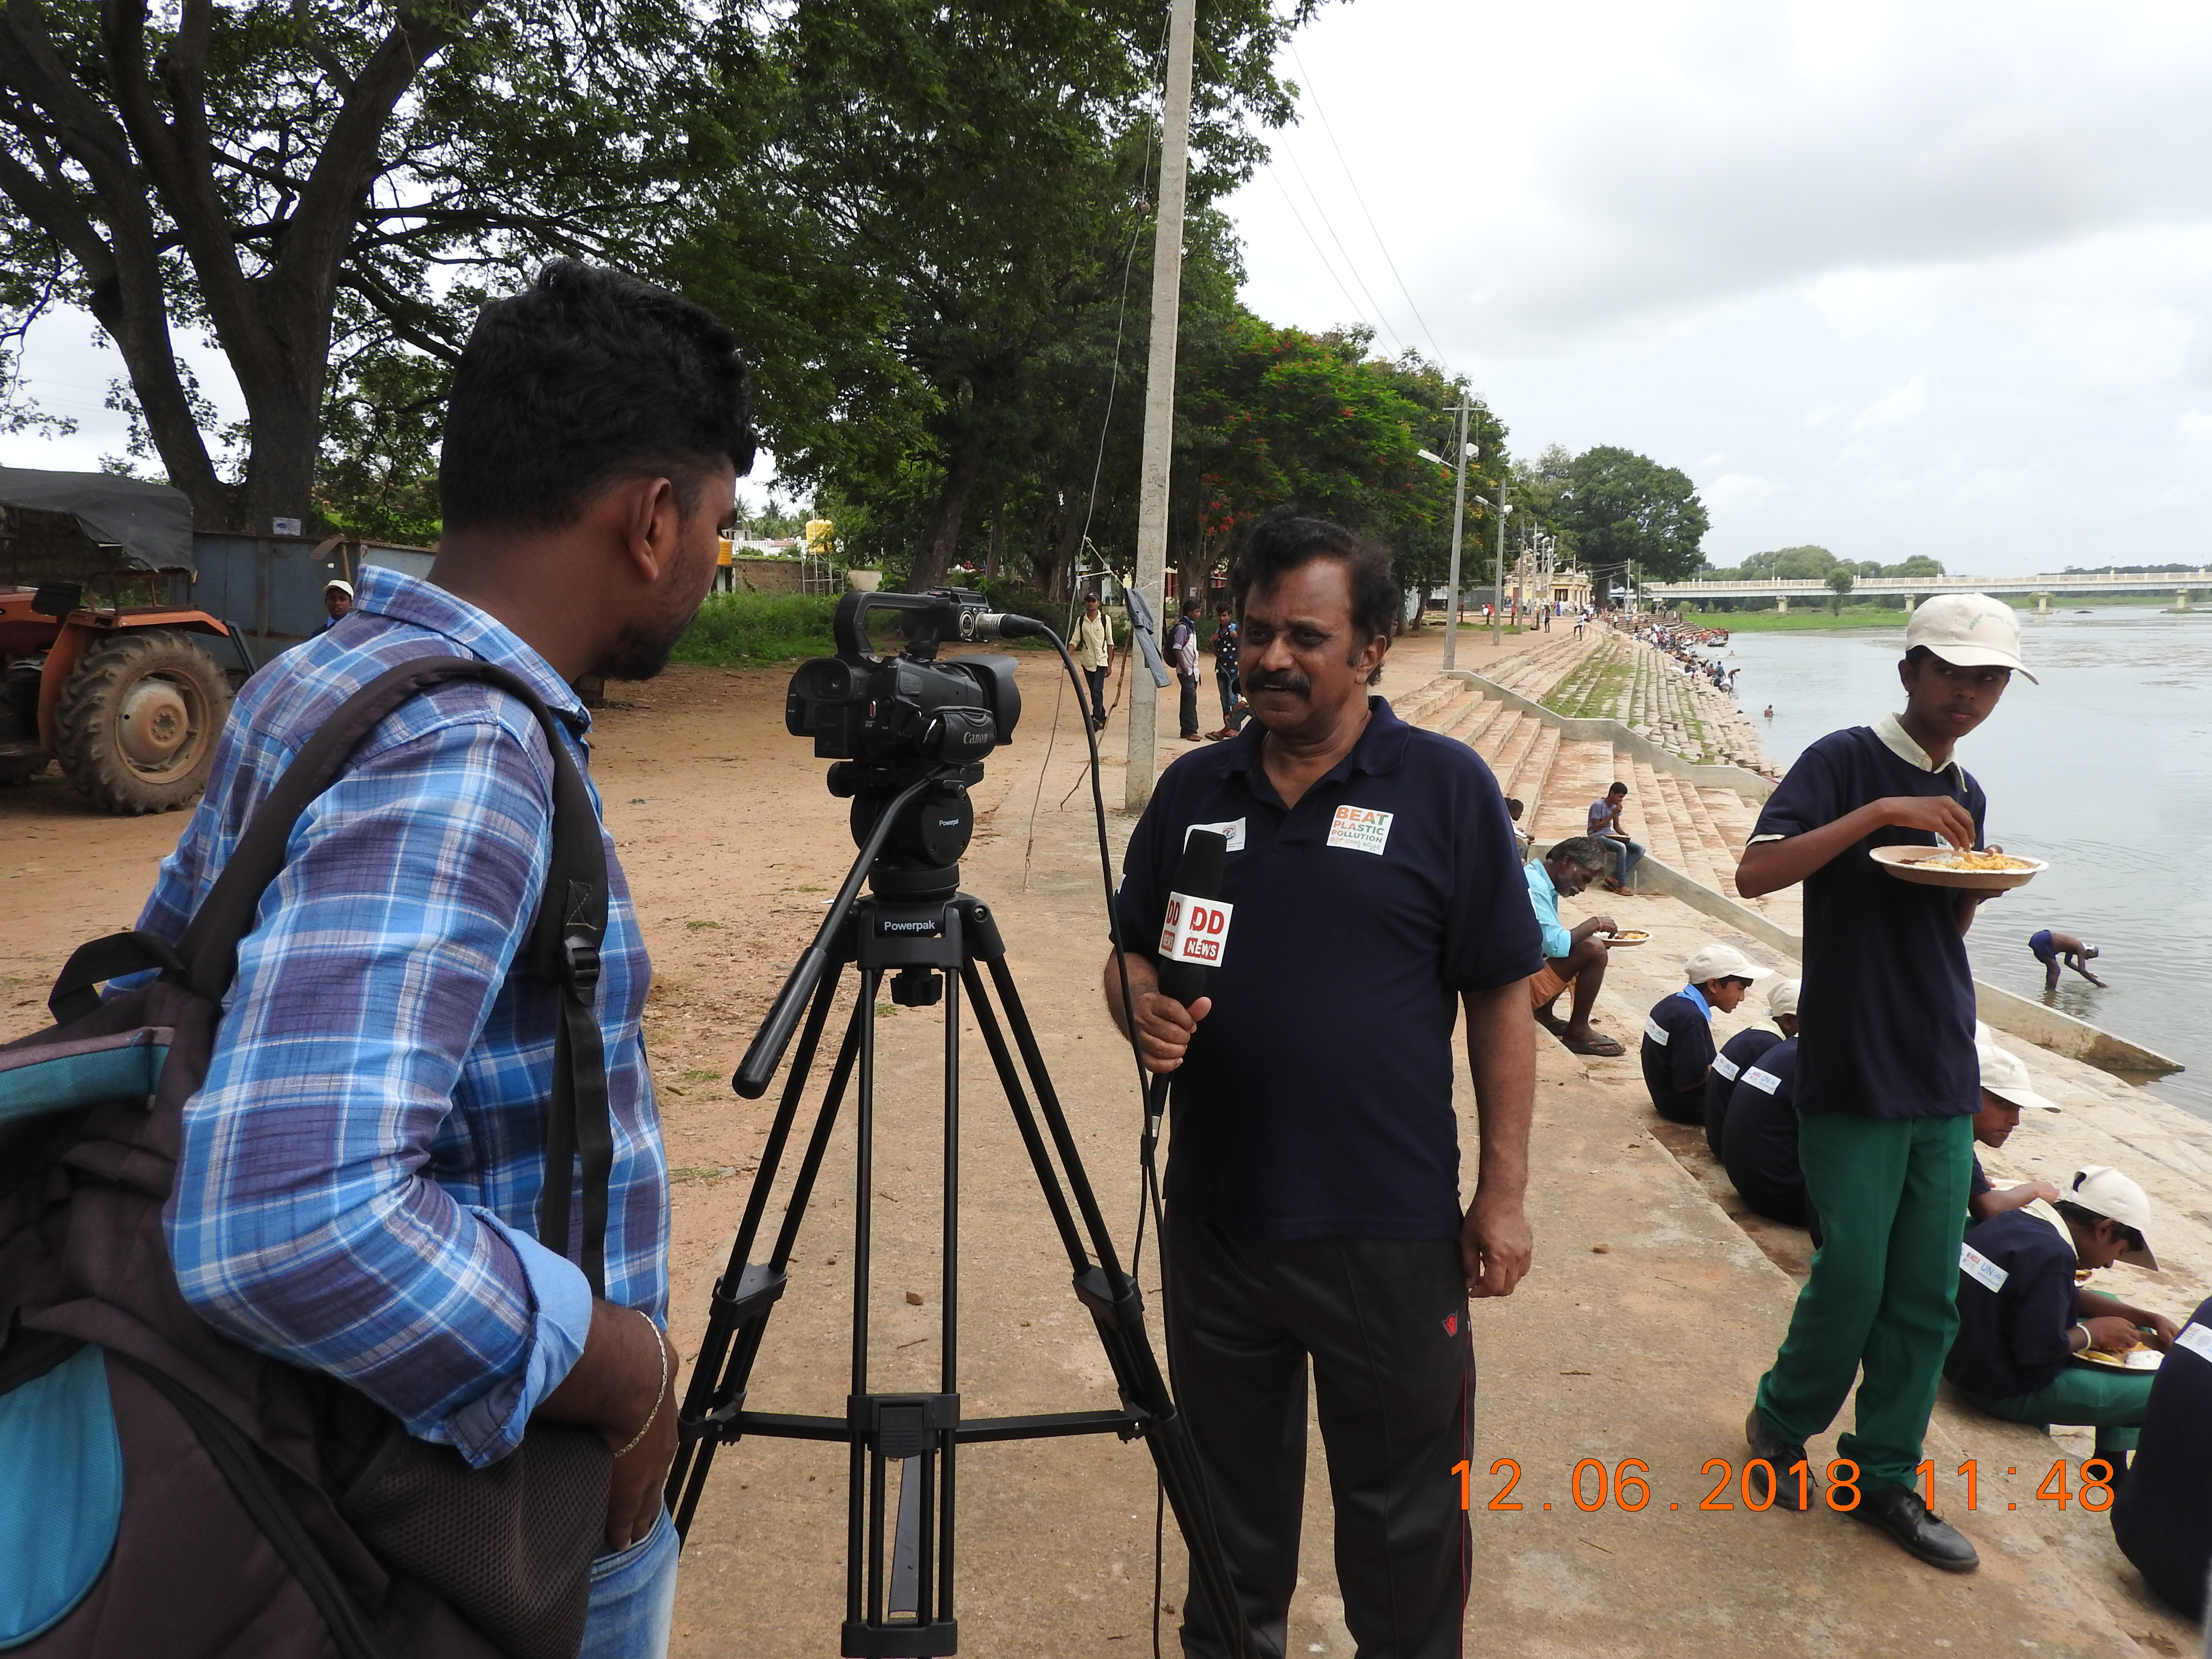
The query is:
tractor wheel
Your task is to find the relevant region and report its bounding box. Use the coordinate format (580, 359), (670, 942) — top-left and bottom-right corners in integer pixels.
(53, 631), (232, 814)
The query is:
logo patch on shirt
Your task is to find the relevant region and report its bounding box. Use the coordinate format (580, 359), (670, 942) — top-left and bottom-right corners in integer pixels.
(2176, 1323), (2212, 1363)
(1442, 1313), (1458, 1337)
(1713, 1054), (1742, 1082)
(1960, 1243), (2008, 1293)
(1643, 1017), (1670, 1046)
(1742, 1066), (1782, 1095)
(1326, 805), (1394, 855)
(1185, 817), (1247, 853)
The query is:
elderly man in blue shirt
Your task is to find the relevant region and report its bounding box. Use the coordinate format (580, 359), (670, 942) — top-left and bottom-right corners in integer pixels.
(1523, 835), (1623, 1057)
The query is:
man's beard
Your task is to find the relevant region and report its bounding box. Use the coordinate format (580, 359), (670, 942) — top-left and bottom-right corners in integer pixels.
(595, 589), (706, 682)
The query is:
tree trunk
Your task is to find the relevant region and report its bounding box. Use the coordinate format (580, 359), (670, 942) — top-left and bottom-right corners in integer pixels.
(1176, 541), (1213, 615)
(910, 421), (990, 592)
(1046, 488), (1088, 602)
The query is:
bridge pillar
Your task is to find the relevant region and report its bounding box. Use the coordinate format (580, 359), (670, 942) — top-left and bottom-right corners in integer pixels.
(2034, 591), (2049, 615)
(1900, 594), (1915, 613)
(1775, 594), (1788, 614)
(2179, 589), (2192, 613)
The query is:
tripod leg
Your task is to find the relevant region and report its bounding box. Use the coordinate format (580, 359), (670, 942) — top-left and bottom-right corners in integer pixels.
(959, 956), (1257, 1659)
(669, 983), (863, 1536)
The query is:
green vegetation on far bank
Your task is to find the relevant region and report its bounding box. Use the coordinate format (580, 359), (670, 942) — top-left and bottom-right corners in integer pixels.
(1678, 605), (1909, 632)
(672, 593), (839, 666)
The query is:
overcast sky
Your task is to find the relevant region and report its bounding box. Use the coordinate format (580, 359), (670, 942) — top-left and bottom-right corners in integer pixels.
(12, 2), (2212, 574)
(1229, 0), (2212, 574)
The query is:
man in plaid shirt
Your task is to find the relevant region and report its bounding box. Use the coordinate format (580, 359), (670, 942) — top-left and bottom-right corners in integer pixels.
(133, 262), (750, 1656)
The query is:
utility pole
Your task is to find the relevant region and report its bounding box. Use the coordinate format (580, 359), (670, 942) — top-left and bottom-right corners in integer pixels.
(1490, 469), (1507, 648)
(1441, 400), (1470, 669)
(1125, 0), (1198, 814)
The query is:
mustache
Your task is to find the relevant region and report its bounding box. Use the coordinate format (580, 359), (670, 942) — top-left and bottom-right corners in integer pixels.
(1244, 670), (1310, 697)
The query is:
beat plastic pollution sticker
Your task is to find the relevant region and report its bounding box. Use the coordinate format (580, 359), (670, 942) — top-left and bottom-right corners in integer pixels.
(1326, 805), (1394, 855)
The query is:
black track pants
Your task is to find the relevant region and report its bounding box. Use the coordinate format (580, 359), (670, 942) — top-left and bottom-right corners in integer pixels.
(1165, 1216), (1473, 1659)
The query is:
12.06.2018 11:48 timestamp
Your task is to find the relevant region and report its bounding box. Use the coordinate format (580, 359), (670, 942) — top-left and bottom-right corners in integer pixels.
(1456, 1457), (2121, 1515)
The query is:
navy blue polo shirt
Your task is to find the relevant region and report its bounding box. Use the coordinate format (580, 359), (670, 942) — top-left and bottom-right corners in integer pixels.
(1114, 697), (1542, 1240)
(1721, 1036), (1804, 1216)
(1704, 1026), (1783, 1158)
(1750, 726), (1988, 1118)
(2112, 1294), (2212, 1618)
(1969, 1155), (1990, 1210)
(1640, 987), (1715, 1123)
(1945, 1207), (2077, 1400)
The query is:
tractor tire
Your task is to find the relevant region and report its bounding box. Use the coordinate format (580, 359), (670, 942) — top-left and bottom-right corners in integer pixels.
(53, 630), (232, 814)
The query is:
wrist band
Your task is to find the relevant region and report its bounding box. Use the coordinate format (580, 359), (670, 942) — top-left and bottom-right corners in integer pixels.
(2075, 1322), (2092, 1352)
(615, 1310), (669, 1458)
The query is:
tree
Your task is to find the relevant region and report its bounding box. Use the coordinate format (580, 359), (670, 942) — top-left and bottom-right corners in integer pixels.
(1554, 446), (1708, 596)
(1825, 568), (1854, 614)
(0, 0), (745, 532)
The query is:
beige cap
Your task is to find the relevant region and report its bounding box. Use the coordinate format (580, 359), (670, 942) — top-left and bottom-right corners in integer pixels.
(2067, 1166), (2156, 1268)
(324, 579), (354, 597)
(1904, 593), (2038, 684)
(1767, 978), (1801, 1019)
(1976, 1038), (2060, 1113)
(1684, 942), (1773, 984)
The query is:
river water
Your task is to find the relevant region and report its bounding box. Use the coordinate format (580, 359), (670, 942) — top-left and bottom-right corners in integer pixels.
(1705, 607), (2212, 1118)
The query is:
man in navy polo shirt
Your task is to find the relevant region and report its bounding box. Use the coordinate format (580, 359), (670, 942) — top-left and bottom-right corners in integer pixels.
(1734, 592), (2035, 1573)
(1639, 942), (1768, 1123)
(1106, 512), (1540, 1659)
(1705, 977), (1797, 1159)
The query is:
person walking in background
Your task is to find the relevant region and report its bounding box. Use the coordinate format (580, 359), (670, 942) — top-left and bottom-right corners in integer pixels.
(2030, 927), (2104, 994)
(1733, 592), (2036, 1574)
(1074, 591), (1114, 731)
(1168, 596), (1202, 742)
(1208, 600), (1246, 740)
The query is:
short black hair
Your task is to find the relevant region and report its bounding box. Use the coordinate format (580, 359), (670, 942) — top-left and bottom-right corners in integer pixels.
(440, 260), (754, 534)
(1609, 781), (1628, 795)
(1504, 796), (1524, 813)
(1228, 512), (1398, 685)
(2056, 1199), (2145, 1253)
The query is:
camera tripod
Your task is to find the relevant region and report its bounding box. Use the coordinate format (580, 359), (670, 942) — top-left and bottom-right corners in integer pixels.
(666, 769), (1251, 1659)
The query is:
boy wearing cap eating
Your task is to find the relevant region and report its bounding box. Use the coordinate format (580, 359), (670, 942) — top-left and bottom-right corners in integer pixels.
(1968, 1034), (2062, 1222)
(1947, 1166), (2176, 1467)
(1733, 593), (2034, 1573)
(1705, 978), (1798, 1160)
(1639, 942), (1770, 1124)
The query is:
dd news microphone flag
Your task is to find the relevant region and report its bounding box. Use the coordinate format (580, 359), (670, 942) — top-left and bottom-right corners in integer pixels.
(1146, 827), (1230, 1139)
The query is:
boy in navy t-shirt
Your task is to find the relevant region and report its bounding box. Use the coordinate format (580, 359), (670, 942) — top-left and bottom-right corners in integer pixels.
(1706, 978), (1799, 1159)
(1639, 942), (1769, 1123)
(1733, 594), (2035, 1575)
(2111, 1291), (2212, 1617)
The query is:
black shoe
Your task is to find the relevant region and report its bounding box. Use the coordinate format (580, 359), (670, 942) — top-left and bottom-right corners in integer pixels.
(1847, 1484), (1979, 1573)
(1742, 1408), (1814, 1511)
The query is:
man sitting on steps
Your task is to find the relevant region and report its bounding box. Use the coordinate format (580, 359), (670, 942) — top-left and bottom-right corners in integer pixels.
(1523, 836), (1624, 1057)
(1587, 781), (1645, 893)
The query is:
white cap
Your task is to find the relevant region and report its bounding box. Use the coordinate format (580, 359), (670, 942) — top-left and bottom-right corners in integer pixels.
(2068, 1166), (2157, 1269)
(1684, 942), (1773, 985)
(1767, 978), (1801, 1019)
(1975, 1038), (2060, 1114)
(1904, 593), (2038, 684)
(324, 579), (354, 597)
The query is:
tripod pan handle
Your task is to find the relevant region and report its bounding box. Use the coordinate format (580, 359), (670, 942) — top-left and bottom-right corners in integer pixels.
(735, 946), (831, 1098)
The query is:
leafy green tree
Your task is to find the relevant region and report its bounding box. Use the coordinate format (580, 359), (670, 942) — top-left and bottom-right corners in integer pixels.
(1825, 568), (1854, 613)
(0, 0), (747, 533)
(1883, 554), (1945, 579)
(1555, 446), (1709, 596)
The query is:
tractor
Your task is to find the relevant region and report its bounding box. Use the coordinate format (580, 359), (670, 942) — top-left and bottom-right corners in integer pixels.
(0, 468), (250, 814)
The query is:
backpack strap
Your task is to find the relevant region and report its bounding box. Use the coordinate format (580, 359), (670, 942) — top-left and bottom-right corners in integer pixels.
(172, 656), (615, 1296)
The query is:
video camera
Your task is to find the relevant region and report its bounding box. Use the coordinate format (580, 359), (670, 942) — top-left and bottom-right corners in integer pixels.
(785, 588), (1026, 769)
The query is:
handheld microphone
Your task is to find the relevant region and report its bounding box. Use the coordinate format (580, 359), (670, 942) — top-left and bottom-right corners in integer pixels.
(1144, 828), (1231, 1142)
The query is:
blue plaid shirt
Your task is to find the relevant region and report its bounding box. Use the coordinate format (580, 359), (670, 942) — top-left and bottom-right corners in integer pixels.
(135, 564), (666, 1467)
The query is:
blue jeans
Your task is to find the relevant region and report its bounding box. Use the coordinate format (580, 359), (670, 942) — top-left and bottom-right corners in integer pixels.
(1604, 835), (1644, 885)
(579, 1505), (679, 1659)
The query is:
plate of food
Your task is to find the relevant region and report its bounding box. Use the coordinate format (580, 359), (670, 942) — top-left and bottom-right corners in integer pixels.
(1869, 845), (2047, 891)
(2072, 1343), (2163, 1373)
(1600, 929), (1650, 947)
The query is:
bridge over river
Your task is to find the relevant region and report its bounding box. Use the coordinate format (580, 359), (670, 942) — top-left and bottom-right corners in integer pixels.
(1646, 569), (2210, 611)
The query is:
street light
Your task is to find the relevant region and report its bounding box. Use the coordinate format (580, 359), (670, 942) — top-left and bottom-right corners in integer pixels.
(1416, 403), (1480, 668)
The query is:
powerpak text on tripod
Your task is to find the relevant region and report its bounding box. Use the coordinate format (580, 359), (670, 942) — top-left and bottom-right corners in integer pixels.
(665, 589), (1254, 1659)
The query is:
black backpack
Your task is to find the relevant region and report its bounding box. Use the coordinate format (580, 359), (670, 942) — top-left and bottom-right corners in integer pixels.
(0, 657), (623, 1659)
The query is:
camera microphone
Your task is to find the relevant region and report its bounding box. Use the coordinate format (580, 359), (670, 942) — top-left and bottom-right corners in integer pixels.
(967, 611), (1051, 641)
(1144, 828), (1231, 1140)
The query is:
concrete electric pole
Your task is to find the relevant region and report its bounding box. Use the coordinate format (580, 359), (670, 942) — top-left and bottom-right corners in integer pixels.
(1125, 0), (1198, 814)
(1442, 400), (1470, 670)
(1490, 470), (1508, 648)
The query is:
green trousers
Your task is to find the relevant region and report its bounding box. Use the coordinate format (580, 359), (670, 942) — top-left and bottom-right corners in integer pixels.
(1958, 1366), (2153, 1460)
(1755, 1111), (1972, 1491)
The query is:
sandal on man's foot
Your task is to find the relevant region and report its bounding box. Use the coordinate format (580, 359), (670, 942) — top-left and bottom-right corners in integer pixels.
(1561, 1031), (1625, 1058)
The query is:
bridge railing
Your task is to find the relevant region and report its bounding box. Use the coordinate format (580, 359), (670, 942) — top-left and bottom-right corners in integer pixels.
(1647, 570), (2210, 596)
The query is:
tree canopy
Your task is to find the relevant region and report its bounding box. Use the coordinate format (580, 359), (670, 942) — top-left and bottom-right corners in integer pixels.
(1552, 445), (1708, 594)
